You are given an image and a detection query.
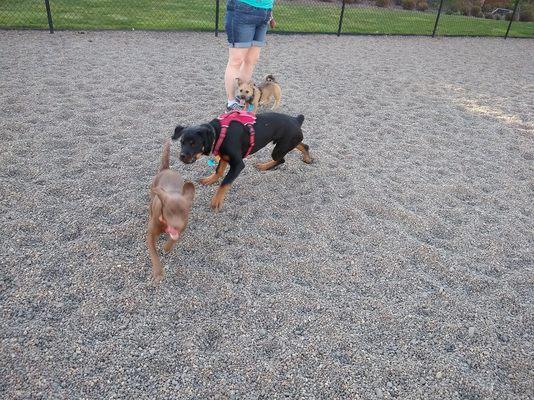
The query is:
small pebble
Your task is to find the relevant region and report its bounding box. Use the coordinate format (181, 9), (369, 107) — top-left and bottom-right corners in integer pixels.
(468, 327), (475, 336)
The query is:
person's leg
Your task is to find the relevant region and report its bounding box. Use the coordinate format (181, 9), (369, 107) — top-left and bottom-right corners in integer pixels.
(239, 46), (261, 84)
(240, 20), (268, 111)
(239, 15), (269, 83)
(224, 1), (269, 110)
(225, 48), (248, 102)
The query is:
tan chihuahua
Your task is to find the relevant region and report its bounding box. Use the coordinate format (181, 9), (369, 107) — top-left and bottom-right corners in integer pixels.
(147, 139), (195, 282)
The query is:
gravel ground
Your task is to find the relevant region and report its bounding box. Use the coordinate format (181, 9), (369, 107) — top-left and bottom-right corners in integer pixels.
(1, 30), (533, 399)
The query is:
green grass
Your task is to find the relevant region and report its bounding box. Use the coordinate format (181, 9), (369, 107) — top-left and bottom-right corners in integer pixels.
(339, 6), (534, 37)
(0, 0), (532, 37)
(0, 0), (216, 31)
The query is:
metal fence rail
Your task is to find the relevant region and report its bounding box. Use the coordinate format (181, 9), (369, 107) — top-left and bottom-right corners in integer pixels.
(0, 0), (532, 38)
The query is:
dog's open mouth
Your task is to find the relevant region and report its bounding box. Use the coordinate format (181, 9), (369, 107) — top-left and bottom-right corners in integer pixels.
(180, 154), (196, 164)
(166, 226), (180, 241)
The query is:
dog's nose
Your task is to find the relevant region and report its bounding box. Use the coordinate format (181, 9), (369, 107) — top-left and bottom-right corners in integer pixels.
(179, 154), (187, 162)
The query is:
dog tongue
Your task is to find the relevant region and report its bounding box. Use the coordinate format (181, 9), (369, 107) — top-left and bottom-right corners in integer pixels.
(166, 226), (180, 240)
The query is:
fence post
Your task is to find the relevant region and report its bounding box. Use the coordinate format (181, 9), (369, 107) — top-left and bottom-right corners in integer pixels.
(337, 0), (346, 36)
(432, 0), (444, 37)
(505, 0), (520, 39)
(215, 0), (220, 37)
(44, 0), (54, 33)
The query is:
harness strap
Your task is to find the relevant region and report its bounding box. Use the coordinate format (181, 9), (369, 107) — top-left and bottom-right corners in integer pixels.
(213, 110), (256, 158)
(203, 123), (217, 154)
(244, 124), (255, 158)
(213, 125), (228, 157)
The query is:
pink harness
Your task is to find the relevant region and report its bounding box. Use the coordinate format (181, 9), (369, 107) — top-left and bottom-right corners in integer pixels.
(213, 110), (256, 158)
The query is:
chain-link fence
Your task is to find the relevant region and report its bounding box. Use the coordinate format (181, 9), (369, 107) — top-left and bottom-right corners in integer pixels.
(0, 0), (532, 37)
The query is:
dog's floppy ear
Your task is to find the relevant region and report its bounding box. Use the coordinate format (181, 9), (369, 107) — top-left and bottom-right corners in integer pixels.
(200, 127), (212, 155)
(182, 181), (195, 205)
(235, 77), (242, 86)
(172, 125), (184, 140)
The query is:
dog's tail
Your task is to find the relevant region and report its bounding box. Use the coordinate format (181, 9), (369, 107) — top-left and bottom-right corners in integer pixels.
(264, 74), (276, 83)
(160, 139), (171, 172)
(296, 114), (305, 127)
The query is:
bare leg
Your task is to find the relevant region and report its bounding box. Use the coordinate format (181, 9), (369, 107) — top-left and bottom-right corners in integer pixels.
(239, 46), (261, 83)
(225, 48), (248, 101)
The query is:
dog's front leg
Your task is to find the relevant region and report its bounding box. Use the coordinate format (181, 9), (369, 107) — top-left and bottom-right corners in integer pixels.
(163, 238), (177, 253)
(200, 159), (228, 185)
(251, 99), (260, 114)
(211, 159), (245, 211)
(251, 90), (261, 114)
(146, 226), (164, 282)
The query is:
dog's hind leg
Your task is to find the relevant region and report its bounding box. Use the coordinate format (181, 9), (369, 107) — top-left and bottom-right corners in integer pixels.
(271, 87), (282, 110)
(256, 159), (284, 171)
(295, 143), (312, 164)
(256, 140), (290, 171)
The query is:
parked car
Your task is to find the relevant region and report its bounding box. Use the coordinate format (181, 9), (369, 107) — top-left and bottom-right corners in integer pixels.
(491, 8), (512, 16)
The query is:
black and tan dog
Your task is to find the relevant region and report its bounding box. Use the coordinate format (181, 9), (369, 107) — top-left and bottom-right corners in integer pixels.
(173, 112), (312, 211)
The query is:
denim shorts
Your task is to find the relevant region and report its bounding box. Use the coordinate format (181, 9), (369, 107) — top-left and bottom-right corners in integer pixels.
(225, 0), (272, 48)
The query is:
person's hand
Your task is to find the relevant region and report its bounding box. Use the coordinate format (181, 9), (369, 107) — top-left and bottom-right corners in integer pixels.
(269, 17), (276, 29)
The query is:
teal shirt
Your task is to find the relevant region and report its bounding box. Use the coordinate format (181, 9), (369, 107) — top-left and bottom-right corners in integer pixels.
(239, 0), (274, 9)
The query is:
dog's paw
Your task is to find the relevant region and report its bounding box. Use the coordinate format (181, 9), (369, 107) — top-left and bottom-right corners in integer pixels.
(210, 197), (224, 212)
(211, 185), (230, 211)
(152, 271), (164, 283)
(163, 239), (176, 253)
(256, 160), (279, 171)
(200, 174), (219, 186)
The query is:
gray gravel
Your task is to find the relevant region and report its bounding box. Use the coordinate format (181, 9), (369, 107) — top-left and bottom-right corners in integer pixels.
(1, 30), (533, 399)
